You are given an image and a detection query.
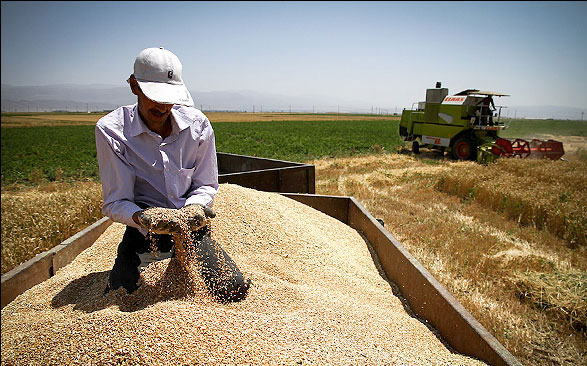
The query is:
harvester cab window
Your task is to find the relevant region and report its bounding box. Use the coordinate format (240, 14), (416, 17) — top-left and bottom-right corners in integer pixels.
(476, 96), (495, 126)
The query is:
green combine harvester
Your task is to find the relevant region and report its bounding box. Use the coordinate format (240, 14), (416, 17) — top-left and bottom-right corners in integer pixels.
(399, 82), (564, 163)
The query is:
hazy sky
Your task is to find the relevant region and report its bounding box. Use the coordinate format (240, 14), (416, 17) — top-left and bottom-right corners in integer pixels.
(2, 1), (587, 109)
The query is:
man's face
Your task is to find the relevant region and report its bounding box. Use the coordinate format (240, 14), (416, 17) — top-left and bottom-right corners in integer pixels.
(130, 77), (173, 130)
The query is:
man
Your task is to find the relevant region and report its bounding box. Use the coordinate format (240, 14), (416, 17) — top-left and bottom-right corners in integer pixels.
(478, 95), (496, 126)
(95, 47), (250, 302)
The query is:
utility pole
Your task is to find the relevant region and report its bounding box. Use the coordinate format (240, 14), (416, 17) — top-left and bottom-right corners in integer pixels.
(253, 105), (255, 113)
(289, 105), (291, 113)
(581, 112), (584, 121)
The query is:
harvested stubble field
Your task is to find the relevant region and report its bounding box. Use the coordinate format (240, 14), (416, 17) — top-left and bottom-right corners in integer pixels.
(0, 111), (396, 127)
(1, 184), (487, 366)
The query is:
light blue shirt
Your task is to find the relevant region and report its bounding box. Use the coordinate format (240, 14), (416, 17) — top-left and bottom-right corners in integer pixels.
(95, 104), (219, 234)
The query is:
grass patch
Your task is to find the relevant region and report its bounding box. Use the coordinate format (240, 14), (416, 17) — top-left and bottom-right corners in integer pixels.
(213, 120), (402, 162)
(513, 270), (586, 333)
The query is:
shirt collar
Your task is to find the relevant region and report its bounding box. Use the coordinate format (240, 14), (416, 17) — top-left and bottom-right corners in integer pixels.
(170, 107), (191, 133)
(129, 105), (149, 137)
(129, 104), (190, 138)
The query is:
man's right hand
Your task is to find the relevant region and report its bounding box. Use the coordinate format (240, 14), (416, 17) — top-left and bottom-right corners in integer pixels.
(134, 208), (182, 235)
(135, 210), (152, 228)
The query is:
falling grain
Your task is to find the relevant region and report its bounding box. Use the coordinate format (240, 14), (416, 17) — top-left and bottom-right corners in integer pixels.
(141, 204), (207, 268)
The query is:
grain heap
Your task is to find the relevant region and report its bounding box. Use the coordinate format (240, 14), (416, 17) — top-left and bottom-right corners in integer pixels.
(1, 184), (488, 365)
(140, 204), (249, 303)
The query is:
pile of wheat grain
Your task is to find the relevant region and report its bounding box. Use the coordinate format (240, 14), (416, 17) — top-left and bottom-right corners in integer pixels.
(1, 183), (487, 365)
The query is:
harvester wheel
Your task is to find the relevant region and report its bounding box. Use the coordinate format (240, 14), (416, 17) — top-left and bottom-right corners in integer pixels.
(412, 140), (420, 154)
(452, 137), (476, 160)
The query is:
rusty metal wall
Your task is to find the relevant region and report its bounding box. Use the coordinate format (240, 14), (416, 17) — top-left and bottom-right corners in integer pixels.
(218, 152), (315, 194)
(218, 152), (302, 173)
(1, 217), (112, 309)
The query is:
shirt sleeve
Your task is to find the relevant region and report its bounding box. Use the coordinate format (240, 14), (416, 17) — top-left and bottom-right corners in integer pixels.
(184, 116), (219, 207)
(95, 124), (145, 231)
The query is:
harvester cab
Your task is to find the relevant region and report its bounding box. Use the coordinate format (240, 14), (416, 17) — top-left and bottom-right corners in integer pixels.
(399, 82), (564, 163)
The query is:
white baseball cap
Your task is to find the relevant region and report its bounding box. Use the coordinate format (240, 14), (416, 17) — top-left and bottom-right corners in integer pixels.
(132, 47), (194, 107)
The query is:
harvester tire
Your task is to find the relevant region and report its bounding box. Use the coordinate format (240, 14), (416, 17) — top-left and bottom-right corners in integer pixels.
(452, 137), (476, 160)
(412, 140), (420, 154)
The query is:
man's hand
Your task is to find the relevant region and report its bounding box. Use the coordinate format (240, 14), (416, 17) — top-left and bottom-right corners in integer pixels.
(135, 210), (152, 228)
(181, 204), (216, 231)
(133, 205), (215, 235)
(135, 208), (182, 235)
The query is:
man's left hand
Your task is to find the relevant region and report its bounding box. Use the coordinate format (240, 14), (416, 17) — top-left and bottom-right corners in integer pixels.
(181, 204), (216, 231)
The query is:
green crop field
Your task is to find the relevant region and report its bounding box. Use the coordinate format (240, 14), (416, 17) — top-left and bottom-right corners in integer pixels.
(3, 114), (586, 186)
(501, 118), (587, 138)
(213, 120), (402, 162)
(1, 118), (401, 186)
(1, 125), (99, 185)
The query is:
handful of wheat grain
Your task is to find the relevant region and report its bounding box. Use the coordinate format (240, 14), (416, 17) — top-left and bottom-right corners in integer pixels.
(141, 205), (208, 267)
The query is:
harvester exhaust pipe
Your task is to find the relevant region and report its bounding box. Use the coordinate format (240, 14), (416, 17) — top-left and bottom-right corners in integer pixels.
(436, 81), (441, 88)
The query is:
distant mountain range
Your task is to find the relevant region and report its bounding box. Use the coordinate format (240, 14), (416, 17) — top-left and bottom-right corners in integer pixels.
(0, 84), (375, 114)
(1, 83), (585, 120)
